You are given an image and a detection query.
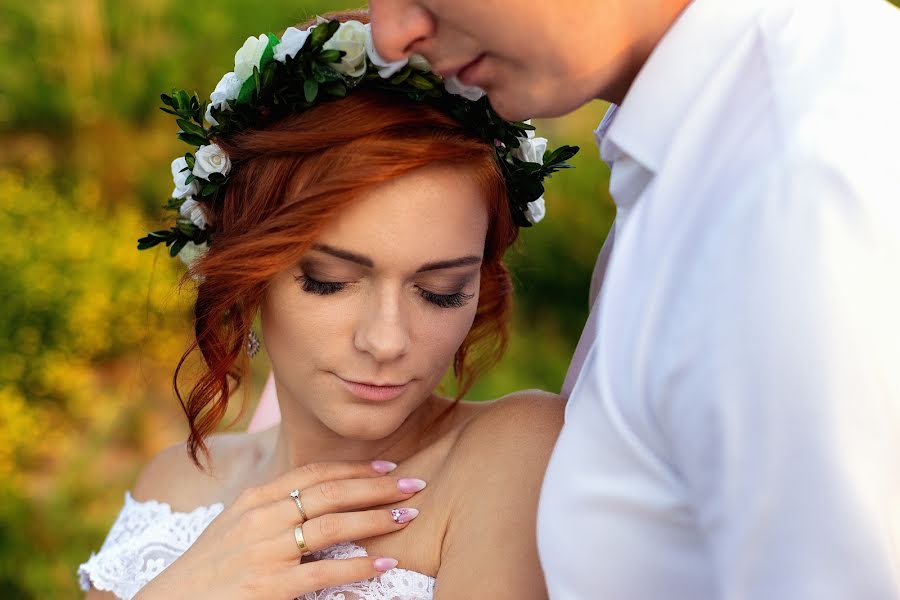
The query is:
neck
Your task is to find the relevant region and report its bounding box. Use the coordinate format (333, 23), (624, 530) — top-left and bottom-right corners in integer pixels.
(600, 0), (693, 105)
(257, 383), (448, 481)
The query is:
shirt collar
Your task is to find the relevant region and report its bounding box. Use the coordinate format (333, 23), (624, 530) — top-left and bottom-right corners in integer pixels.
(600, 0), (770, 173)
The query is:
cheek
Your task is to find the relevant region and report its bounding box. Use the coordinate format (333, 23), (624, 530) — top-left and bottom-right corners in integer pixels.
(260, 284), (350, 371)
(415, 294), (480, 374)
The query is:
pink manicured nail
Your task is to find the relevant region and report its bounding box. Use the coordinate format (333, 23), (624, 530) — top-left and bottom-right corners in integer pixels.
(371, 460), (398, 474)
(397, 478), (427, 494)
(391, 508), (419, 524)
(373, 557), (398, 572)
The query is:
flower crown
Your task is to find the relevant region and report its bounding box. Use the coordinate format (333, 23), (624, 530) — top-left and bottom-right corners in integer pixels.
(138, 18), (579, 264)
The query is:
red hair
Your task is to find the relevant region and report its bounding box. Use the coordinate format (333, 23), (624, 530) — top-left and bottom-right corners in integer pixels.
(175, 12), (518, 466)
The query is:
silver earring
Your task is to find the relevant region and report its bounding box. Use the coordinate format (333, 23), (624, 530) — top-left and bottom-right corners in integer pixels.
(247, 330), (261, 358)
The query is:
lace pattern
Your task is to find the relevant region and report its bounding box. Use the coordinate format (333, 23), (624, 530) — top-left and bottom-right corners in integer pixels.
(78, 492), (435, 600)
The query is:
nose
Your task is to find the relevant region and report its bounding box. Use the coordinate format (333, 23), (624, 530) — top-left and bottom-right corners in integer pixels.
(369, 0), (436, 62)
(354, 290), (411, 364)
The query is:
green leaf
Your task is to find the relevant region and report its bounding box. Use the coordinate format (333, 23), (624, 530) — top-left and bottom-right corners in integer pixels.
(184, 153), (195, 170)
(137, 230), (171, 250)
(207, 172), (226, 184)
(252, 65), (262, 99)
(176, 219), (200, 236)
(169, 237), (188, 257)
(406, 74), (434, 90)
(237, 74), (256, 104)
(165, 197), (185, 210)
(309, 19), (340, 50)
(323, 81), (346, 97)
(177, 131), (208, 147)
(201, 183), (218, 196)
(176, 90), (191, 110)
(543, 144), (580, 166)
(318, 49), (342, 63)
(160, 93), (177, 109)
(389, 67), (412, 85)
(511, 120), (535, 132)
(260, 60), (278, 91)
(259, 33), (278, 71)
(176, 118), (207, 139)
(303, 79), (319, 103)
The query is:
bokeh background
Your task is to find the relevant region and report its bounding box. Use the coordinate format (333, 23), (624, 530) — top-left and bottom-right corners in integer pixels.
(9, 1), (897, 597)
(0, 1), (612, 597)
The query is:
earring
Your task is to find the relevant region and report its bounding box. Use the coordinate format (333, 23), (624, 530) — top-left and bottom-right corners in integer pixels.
(247, 330), (261, 358)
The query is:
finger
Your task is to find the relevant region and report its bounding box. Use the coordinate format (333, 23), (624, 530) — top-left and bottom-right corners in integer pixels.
(281, 507), (419, 557)
(240, 460), (398, 507)
(240, 476), (424, 541)
(299, 476), (427, 519)
(275, 556), (399, 598)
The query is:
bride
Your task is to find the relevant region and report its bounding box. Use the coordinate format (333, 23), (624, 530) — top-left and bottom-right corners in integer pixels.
(79, 10), (577, 600)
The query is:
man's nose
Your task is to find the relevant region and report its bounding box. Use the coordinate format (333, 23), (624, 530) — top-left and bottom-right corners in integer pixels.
(368, 0), (435, 63)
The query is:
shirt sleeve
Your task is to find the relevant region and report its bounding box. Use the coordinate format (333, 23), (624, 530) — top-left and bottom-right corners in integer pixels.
(659, 153), (900, 599)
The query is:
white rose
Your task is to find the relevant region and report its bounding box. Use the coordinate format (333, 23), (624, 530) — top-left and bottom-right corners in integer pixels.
(444, 76), (485, 101)
(234, 35), (270, 83)
(408, 54), (430, 71)
(524, 197), (546, 224)
(192, 144), (231, 179)
(179, 197), (208, 230)
(323, 20), (369, 78)
(364, 23), (407, 78)
(171, 157), (199, 199)
(205, 71), (241, 125)
(512, 136), (548, 164)
(274, 27), (311, 63)
(178, 241), (209, 272)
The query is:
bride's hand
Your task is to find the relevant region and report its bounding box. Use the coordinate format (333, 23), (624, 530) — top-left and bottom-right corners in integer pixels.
(134, 460), (424, 600)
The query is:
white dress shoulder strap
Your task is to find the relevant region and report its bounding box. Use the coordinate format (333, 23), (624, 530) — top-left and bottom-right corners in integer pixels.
(77, 492), (224, 600)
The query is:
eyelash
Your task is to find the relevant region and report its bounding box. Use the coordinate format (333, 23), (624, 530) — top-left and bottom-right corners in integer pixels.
(295, 275), (474, 309)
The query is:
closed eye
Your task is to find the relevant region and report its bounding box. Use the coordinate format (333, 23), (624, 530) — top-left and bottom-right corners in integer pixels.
(417, 288), (474, 309)
(295, 275), (346, 295)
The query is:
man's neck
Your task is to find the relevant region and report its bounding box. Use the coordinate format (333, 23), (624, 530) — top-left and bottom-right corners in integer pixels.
(600, 0), (693, 105)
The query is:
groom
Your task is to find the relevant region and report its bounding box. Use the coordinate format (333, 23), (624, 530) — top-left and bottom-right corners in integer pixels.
(369, 0), (900, 597)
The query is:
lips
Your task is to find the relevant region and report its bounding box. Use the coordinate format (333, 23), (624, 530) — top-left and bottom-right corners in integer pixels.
(456, 54), (486, 86)
(336, 375), (410, 402)
(436, 54), (485, 80)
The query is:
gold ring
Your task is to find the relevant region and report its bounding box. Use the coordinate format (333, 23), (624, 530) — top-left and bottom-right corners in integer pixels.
(289, 488), (308, 522)
(293, 524), (311, 556)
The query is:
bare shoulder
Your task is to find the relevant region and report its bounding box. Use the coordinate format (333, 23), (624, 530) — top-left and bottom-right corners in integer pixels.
(131, 431), (262, 512)
(434, 392), (564, 596)
(453, 390), (565, 464)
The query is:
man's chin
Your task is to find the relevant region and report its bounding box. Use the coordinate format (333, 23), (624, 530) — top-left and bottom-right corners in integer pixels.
(486, 90), (534, 122)
(488, 83), (596, 121)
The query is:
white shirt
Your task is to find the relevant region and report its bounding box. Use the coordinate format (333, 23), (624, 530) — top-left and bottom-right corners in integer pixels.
(537, 0), (900, 598)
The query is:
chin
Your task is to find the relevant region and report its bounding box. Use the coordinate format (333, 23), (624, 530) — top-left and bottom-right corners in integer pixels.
(325, 410), (407, 442)
(488, 80), (596, 120)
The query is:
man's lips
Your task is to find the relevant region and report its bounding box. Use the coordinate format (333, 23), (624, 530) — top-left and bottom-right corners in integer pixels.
(456, 54), (486, 85)
(335, 375), (410, 402)
(435, 54), (486, 80)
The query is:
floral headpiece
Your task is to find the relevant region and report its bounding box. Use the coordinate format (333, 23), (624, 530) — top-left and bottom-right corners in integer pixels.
(138, 18), (579, 264)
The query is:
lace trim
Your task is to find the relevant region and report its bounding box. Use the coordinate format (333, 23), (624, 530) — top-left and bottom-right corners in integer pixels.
(78, 492), (435, 600)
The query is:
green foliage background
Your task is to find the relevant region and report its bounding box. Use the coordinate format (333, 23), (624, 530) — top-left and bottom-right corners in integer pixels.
(0, 1), (610, 597)
(5, 1), (896, 597)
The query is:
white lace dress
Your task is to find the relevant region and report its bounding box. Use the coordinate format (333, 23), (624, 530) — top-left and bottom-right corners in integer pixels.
(78, 492), (435, 600)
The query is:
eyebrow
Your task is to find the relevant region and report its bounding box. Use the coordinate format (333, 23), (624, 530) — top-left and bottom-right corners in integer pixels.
(311, 243), (482, 273)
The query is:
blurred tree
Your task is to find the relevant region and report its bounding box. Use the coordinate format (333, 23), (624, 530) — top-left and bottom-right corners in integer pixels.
(0, 1), (608, 596)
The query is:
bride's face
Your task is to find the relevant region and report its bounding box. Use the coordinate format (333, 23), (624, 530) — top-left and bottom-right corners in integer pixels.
(261, 163), (489, 440)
